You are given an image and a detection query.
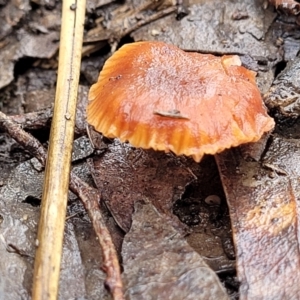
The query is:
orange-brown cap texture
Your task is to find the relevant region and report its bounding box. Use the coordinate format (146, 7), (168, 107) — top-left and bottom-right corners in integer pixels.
(87, 41), (275, 162)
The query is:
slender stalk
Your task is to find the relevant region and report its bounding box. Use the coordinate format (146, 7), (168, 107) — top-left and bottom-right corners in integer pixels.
(31, 0), (86, 299)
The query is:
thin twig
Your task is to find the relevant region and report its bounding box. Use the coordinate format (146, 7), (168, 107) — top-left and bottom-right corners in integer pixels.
(0, 111), (47, 165)
(121, 6), (177, 37)
(9, 108), (84, 135)
(10, 108), (53, 131)
(70, 174), (124, 299)
(0, 110), (124, 299)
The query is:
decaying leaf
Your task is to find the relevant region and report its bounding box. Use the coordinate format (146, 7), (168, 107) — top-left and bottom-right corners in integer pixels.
(0, 40), (20, 90)
(89, 139), (196, 232)
(264, 56), (300, 117)
(0, 0), (30, 40)
(0, 173), (87, 299)
(132, 0), (279, 63)
(0, 31), (59, 90)
(83, 0), (177, 51)
(122, 200), (229, 300)
(19, 31), (59, 59)
(0, 156), (109, 299)
(215, 135), (300, 299)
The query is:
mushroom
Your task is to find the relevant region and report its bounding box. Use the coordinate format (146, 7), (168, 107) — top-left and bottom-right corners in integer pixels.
(87, 41), (275, 162)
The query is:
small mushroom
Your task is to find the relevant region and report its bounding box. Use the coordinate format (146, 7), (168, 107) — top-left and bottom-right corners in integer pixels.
(87, 41), (274, 162)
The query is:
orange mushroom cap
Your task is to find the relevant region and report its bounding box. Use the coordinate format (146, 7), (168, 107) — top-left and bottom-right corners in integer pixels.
(87, 41), (275, 162)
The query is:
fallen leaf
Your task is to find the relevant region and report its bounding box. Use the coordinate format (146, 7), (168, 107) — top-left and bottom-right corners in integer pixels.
(132, 0), (278, 61)
(215, 135), (300, 299)
(19, 31), (59, 59)
(265, 57), (300, 117)
(89, 139), (195, 232)
(122, 200), (229, 300)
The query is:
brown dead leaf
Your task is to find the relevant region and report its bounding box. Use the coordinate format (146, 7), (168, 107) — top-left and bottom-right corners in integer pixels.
(0, 38), (20, 89)
(0, 0), (30, 40)
(19, 31), (59, 59)
(89, 139), (196, 232)
(244, 196), (295, 235)
(132, 0), (278, 62)
(122, 200), (229, 300)
(0, 159), (102, 299)
(215, 136), (300, 299)
(0, 31), (59, 90)
(265, 57), (300, 117)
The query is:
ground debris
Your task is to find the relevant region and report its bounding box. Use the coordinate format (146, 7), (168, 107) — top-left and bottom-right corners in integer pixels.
(0, 0), (30, 40)
(7, 85), (88, 135)
(0, 30), (59, 89)
(122, 200), (229, 300)
(0, 158), (110, 299)
(265, 56), (300, 117)
(132, 0), (279, 64)
(0, 186), (87, 299)
(1, 0), (298, 298)
(83, 0), (177, 53)
(216, 135), (300, 300)
(89, 139), (195, 232)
